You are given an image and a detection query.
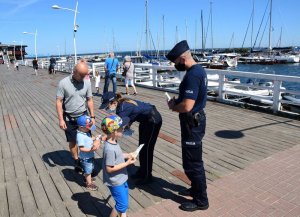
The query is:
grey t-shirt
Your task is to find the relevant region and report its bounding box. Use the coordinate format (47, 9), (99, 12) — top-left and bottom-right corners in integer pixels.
(102, 141), (128, 186)
(56, 75), (92, 117)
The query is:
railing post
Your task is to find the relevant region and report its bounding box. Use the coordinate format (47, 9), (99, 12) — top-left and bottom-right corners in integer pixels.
(272, 80), (282, 113)
(92, 63), (96, 78)
(151, 67), (157, 87)
(217, 74), (225, 101)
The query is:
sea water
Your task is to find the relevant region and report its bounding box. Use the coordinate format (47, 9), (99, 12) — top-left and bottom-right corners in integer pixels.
(232, 63), (300, 91)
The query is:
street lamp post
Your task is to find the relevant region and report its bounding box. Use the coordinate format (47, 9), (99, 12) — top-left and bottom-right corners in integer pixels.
(13, 40), (16, 60)
(52, 1), (79, 64)
(23, 30), (37, 60)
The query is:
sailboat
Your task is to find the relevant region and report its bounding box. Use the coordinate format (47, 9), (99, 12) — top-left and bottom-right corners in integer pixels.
(240, 0), (299, 64)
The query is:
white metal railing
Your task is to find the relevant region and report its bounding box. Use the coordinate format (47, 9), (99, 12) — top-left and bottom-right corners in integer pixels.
(27, 60), (300, 114)
(133, 63), (300, 114)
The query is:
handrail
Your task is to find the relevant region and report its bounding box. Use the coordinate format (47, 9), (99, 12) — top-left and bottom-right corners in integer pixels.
(133, 63), (300, 114)
(34, 60), (300, 114)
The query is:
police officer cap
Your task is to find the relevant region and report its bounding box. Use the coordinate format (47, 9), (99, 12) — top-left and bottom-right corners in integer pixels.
(166, 40), (190, 62)
(99, 91), (116, 109)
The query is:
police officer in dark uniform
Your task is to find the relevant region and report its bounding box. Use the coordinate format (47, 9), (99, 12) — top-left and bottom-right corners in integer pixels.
(166, 40), (209, 212)
(100, 92), (162, 185)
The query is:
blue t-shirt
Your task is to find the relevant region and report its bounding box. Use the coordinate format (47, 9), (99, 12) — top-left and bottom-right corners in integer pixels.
(77, 131), (94, 159)
(176, 64), (207, 112)
(116, 100), (153, 123)
(105, 58), (119, 74)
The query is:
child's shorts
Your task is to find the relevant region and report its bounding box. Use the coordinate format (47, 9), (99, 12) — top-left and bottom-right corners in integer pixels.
(80, 158), (94, 175)
(108, 182), (128, 213)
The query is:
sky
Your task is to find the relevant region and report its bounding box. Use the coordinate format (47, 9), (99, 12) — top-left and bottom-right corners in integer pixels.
(1, 0), (300, 57)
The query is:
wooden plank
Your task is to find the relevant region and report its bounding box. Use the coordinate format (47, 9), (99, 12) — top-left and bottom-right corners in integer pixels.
(28, 176), (57, 217)
(17, 180), (40, 217)
(1, 65), (300, 217)
(0, 184), (9, 217)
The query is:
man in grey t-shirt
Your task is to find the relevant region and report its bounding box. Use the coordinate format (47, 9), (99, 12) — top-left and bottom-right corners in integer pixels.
(56, 60), (95, 172)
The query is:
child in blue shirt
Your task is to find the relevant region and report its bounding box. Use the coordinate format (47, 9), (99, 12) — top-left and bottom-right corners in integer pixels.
(101, 115), (136, 217)
(77, 115), (101, 191)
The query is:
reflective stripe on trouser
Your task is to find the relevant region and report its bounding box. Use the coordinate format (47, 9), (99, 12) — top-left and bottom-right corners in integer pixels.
(180, 114), (209, 205)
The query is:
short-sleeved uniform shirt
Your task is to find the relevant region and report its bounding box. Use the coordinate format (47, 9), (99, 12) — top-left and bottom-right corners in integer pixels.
(105, 58), (119, 74)
(102, 141), (128, 186)
(56, 75), (92, 117)
(77, 131), (94, 159)
(176, 64), (207, 113)
(116, 100), (153, 123)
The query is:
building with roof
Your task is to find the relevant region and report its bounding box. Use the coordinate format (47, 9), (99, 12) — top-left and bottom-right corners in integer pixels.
(0, 42), (27, 61)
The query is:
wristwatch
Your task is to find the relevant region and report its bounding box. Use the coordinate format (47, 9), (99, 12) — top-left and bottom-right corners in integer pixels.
(91, 116), (95, 119)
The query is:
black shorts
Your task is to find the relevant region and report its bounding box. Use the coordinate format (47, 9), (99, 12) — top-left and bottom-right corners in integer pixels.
(64, 119), (78, 143)
(63, 111), (87, 143)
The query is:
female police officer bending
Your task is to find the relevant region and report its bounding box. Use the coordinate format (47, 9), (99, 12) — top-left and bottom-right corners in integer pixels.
(100, 92), (162, 185)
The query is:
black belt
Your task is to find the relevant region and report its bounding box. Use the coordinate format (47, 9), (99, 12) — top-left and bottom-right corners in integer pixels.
(180, 109), (205, 128)
(193, 109), (205, 115)
(64, 111), (87, 122)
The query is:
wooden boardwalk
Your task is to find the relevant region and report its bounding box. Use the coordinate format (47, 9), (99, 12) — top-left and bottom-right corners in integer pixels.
(0, 64), (299, 217)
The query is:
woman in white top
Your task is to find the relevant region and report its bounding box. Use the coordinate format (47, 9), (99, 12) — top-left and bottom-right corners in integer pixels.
(94, 71), (101, 95)
(123, 56), (137, 95)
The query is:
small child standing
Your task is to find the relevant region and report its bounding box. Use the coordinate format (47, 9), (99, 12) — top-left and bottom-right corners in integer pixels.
(77, 115), (101, 191)
(14, 61), (19, 71)
(95, 71), (100, 95)
(101, 115), (136, 217)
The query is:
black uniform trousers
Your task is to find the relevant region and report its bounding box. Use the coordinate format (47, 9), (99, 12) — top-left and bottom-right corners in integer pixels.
(179, 113), (208, 206)
(138, 106), (162, 178)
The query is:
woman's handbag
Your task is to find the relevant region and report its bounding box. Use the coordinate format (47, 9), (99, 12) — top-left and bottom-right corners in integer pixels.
(122, 69), (127, 77)
(122, 62), (131, 76)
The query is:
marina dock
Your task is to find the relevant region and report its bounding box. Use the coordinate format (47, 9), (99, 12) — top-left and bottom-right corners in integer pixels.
(0, 65), (299, 217)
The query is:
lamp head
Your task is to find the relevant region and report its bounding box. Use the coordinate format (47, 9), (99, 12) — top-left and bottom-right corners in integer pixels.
(52, 5), (61, 9)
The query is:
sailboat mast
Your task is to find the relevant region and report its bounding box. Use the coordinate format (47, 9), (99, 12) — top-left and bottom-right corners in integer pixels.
(268, 0), (272, 51)
(194, 20), (197, 52)
(201, 10), (205, 51)
(176, 26), (179, 44)
(210, 1), (213, 51)
(145, 0), (149, 53)
(185, 19), (188, 40)
(229, 32), (235, 49)
(277, 27), (282, 47)
(251, 0), (254, 48)
(163, 15), (165, 56)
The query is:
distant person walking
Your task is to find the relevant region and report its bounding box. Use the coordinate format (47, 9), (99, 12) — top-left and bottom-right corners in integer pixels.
(94, 71), (101, 95)
(123, 56), (137, 95)
(103, 52), (119, 94)
(32, 58), (38, 76)
(49, 56), (56, 74)
(14, 61), (19, 71)
(6, 57), (10, 70)
(56, 60), (96, 173)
